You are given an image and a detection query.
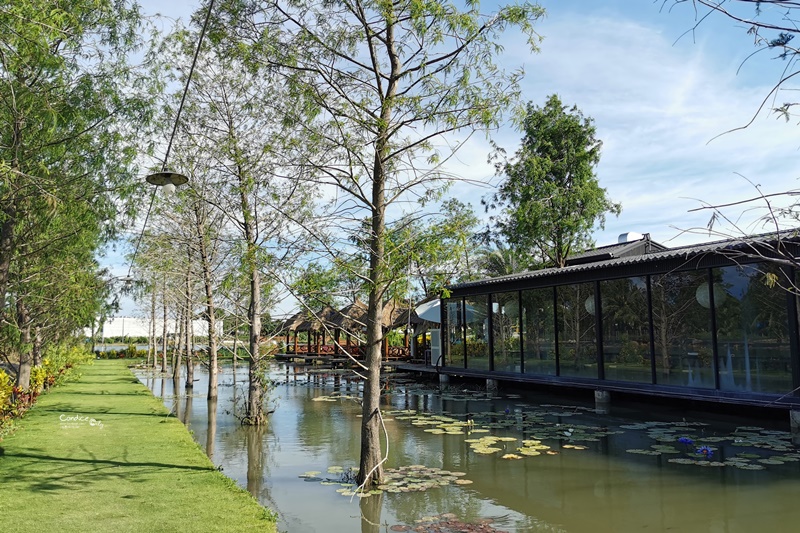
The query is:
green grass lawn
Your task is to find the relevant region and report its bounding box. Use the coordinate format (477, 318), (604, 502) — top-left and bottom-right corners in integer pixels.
(0, 360), (276, 532)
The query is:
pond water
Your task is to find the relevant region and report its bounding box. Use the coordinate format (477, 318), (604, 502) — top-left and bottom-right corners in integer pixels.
(136, 363), (800, 532)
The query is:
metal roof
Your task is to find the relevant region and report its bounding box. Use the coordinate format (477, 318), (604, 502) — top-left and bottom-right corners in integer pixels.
(449, 230), (800, 291)
(564, 233), (667, 265)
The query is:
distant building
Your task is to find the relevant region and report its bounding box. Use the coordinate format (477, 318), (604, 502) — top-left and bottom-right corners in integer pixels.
(438, 232), (800, 409)
(85, 316), (209, 339)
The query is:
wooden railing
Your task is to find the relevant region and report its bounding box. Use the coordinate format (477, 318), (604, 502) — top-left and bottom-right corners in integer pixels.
(284, 343), (410, 360)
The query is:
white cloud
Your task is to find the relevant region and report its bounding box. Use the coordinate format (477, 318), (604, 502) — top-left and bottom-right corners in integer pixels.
(443, 8), (800, 248)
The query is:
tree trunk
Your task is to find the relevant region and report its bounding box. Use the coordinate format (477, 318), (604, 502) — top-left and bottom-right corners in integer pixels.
(90, 319), (97, 355)
(245, 256), (263, 424)
(232, 323), (239, 365)
(355, 18), (403, 486)
(161, 284), (168, 373)
(0, 204), (16, 308)
(15, 299), (32, 389)
(357, 114), (393, 488)
(32, 326), (42, 367)
(239, 174), (264, 425)
(198, 237), (218, 400)
(148, 284), (157, 367)
(206, 397), (218, 459)
(206, 304), (218, 400)
(174, 303), (184, 381)
(185, 289), (194, 389)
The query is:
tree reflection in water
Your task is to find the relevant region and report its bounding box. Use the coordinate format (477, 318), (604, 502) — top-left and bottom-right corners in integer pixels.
(360, 490), (383, 533)
(246, 426), (266, 497)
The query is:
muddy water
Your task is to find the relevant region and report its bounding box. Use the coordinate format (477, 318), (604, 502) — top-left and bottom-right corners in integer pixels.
(137, 363), (800, 532)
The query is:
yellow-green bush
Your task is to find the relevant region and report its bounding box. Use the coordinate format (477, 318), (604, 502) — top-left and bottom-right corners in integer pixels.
(43, 343), (93, 384)
(29, 366), (46, 392)
(0, 369), (11, 406)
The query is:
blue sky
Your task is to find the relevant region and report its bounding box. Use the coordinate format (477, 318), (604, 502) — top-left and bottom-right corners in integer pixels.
(113, 0), (799, 316)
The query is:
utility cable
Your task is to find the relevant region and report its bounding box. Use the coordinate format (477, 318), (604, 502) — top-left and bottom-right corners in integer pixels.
(126, 0), (216, 279)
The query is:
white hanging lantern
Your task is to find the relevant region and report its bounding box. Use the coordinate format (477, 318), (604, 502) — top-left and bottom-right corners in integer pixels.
(695, 282), (726, 308)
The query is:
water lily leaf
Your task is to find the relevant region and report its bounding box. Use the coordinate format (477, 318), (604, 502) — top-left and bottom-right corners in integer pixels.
(517, 449), (541, 456)
(627, 449), (661, 456)
(666, 458), (694, 464)
(502, 453), (523, 459)
(737, 453), (762, 459)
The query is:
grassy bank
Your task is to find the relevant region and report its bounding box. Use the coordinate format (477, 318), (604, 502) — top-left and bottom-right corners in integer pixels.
(0, 360), (276, 532)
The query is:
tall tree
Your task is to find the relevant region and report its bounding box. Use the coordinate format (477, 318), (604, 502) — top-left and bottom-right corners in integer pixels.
(475, 241), (526, 278)
(0, 1), (161, 378)
(486, 94), (621, 269)
(215, 0), (545, 487)
(0, 1), (159, 304)
(163, 30), (312, 424)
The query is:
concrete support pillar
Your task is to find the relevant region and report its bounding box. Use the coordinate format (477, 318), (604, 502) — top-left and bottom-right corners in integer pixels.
(791, 410), (800, 446)
(438, 373), (449, 386)
(486, 379), (499, 392)
(595, 389), (610, 414)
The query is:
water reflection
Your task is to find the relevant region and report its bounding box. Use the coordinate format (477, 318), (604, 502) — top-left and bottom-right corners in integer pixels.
(246, 425), (266, 497)
(359, 490), (382, 533)
(138, 364), (800, 533)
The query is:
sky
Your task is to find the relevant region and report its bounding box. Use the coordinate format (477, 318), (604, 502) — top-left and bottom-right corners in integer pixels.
(109, 0), (800, 316)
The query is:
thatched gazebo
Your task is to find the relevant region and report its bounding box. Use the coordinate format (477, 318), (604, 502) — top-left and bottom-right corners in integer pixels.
(329, 299), (368, 357)
(379, 300), (414, 360)
(282, 306), (337, 356)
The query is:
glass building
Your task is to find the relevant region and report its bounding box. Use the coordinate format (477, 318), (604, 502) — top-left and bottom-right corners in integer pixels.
(440, 233), (800, 408)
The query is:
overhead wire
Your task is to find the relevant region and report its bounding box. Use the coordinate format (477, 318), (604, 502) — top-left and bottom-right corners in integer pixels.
(126, 0), (217, 279)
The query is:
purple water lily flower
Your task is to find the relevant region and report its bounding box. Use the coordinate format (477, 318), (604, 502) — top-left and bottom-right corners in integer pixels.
(677, 436), (693, 446)
(696, 445), (714, 459)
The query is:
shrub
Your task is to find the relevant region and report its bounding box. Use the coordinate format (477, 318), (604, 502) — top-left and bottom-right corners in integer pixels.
(1, 343), (93, 437)
(0, 370), (12, 407)
(29, 366), (47, 392)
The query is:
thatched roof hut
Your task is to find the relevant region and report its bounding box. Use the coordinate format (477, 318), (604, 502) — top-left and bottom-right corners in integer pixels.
(280, 311), (307, 332)
(380, 299), (413, 330)
(329, 299), (368, 334)
(296, 305), (338, 332)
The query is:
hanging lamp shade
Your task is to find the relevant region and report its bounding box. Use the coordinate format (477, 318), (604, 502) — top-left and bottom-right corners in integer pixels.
(695, 282), (726, 309)
(503, 299), (519, 319)
(584, 295), (596, 315)
(145, 171), (188, 195)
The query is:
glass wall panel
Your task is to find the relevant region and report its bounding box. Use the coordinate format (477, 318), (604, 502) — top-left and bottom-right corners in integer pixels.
(601, 277), (652, 383)
(444, 298), (464, 367)
(651, 270), (714, 388)
(557, 283), (597, 379)
(465, 295), (489, 370)
(715, 263), (792, 393)
(521, 287), (556, 375)
(492, 292), (521, 372)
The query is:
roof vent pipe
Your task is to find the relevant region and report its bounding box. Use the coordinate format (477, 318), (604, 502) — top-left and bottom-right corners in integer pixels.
(618, 232), (645, 244)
